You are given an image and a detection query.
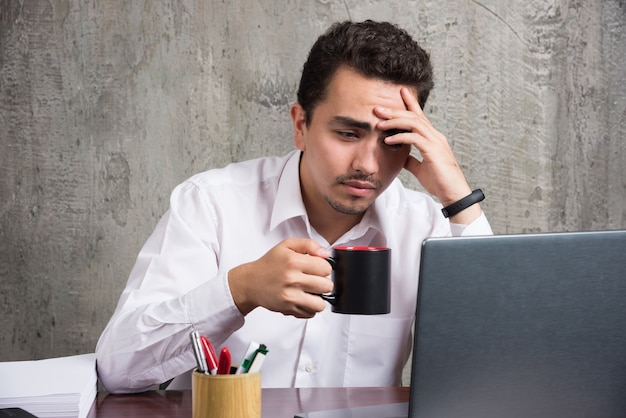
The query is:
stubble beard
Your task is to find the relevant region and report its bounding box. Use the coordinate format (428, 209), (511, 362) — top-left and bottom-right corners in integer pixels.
(324, 195), (370, 215)
(324, 174), (382, 215)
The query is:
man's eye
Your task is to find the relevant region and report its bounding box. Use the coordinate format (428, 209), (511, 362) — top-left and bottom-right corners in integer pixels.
(338, 131), (358, 139)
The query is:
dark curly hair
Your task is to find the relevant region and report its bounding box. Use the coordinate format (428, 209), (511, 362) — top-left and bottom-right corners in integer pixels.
(297, 20), (434, 125)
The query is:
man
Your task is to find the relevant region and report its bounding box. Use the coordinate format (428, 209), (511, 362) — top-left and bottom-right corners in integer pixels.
(96, 20), (492, 393)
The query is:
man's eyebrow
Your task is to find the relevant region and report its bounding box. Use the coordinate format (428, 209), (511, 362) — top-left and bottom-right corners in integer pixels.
(329, 116), (372, 132)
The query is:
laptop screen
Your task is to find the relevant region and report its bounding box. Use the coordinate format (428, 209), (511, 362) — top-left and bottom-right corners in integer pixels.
(409, 230), (626, 418)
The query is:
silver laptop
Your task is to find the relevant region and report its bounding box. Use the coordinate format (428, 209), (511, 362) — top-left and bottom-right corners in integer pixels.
(295, 230), (626, 418)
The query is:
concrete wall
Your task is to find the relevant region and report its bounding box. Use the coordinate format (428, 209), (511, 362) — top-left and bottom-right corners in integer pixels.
(1, 0), (625, 381)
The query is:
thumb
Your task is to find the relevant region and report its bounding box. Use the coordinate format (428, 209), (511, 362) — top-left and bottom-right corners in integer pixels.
(404, 154), (422, 178)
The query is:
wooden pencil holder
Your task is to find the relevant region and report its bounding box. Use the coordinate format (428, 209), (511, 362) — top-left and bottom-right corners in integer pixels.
(191, 369), (261, 418)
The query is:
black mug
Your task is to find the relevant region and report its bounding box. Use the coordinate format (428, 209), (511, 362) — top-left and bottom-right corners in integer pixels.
(321, 246), (391, 315)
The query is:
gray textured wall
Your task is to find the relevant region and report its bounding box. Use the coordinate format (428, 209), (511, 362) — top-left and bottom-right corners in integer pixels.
(1, 0), (625, 384)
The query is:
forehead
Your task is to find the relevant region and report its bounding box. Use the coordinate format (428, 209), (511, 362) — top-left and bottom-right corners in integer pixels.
(320, 66), (413, 115)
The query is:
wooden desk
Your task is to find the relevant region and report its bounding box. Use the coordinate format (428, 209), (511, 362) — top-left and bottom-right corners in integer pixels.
(91, 387), (410, 418)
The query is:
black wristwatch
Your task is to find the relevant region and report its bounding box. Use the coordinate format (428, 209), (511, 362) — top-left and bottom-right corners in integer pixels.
(441, 189), (485, 218)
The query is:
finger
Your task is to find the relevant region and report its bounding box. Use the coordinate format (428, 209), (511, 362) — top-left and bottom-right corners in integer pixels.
(382, 130), (417, 147)
(284, 292), (328, 319)
(400, 87), (423, 114)
(374, 105), (405, 123)
(374, 106), (430, 135)
(302, 292), (329, 313)
(284, 237), (331, 258)
(281, 239), (333, 279)
(300, 273), (333, 294)
(403, 154), (439, 198)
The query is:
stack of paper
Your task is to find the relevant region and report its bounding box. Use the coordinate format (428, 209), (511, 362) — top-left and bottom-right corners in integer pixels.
(0, 353), (97, 418)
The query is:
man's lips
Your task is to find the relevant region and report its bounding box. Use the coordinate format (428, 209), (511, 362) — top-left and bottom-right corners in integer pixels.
(343, 180), (376, 189)
(341, 179), (377, 196)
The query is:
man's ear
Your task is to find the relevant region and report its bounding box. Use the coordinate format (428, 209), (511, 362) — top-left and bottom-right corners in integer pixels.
(290, 103), (307, 151)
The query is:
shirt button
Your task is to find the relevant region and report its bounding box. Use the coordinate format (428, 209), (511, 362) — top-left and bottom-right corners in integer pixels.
(305, 363), (315, 373)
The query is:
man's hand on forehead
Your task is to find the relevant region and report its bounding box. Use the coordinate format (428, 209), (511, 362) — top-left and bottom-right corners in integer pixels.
(372, 87), (475, 212)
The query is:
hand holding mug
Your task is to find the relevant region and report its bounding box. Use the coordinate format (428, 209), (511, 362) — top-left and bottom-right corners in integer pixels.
(228, 238), (333, 318)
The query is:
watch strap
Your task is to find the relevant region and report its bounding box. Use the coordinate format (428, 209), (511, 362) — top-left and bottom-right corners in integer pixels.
(441, 189), (485, 218)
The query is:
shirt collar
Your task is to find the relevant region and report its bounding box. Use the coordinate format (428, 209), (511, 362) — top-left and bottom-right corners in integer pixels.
(270, 150), (387, 240)
(270, 151), (308, 231)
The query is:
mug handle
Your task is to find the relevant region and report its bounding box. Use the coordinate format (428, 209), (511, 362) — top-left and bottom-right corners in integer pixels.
(319, 257), (337, 305)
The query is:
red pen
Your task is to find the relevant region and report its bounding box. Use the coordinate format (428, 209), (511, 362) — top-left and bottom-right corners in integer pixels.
(217, 346), (232, 375)
(199, 336), (218, 375)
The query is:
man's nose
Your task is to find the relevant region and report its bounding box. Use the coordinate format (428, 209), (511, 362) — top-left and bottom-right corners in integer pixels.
(351, 138), (379, 175)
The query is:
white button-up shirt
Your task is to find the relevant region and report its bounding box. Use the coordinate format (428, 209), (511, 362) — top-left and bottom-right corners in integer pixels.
(96, 150), (492, 393)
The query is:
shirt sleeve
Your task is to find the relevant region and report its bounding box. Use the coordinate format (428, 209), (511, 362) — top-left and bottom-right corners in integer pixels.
(95, 181), (245, 393)
(449, 212), (493, 236)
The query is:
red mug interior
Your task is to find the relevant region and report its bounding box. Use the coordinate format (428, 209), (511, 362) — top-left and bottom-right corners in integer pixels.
(333, 246), (389, 251)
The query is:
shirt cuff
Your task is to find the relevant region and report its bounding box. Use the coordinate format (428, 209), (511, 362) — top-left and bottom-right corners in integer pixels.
(184, 272), (245, 340)
(449, 212), (493, 237)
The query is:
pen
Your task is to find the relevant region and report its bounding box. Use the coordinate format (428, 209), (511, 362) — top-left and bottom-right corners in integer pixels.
(217, 346), (232, 375)
(236, 341), (261, 374)
(200, 336), (218, 375)
(190, 331), (208, 374)
(247, 345), (268, 373)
